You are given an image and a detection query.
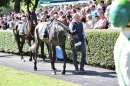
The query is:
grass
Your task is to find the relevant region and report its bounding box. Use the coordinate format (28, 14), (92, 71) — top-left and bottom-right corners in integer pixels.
(0, 65), (80, 86)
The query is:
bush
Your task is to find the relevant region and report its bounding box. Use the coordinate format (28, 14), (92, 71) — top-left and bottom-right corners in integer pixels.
(0, 30), (49, 56)
(0, 29), (120, 70)
(86, 29), (119, 69)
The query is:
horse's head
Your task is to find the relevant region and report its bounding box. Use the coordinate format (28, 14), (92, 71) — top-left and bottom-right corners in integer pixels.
(69, 30), (81, 50)
(29, 11), (37, 25)
(27, 11), (37, 36)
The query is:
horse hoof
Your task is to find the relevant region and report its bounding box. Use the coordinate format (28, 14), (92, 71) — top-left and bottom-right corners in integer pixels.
(34, 68), (37, 71)
(52, 69), (57, 75)
(54, 68), (57, 71)
(43, 58), (45, 61)
(52, 72), (56, 75)
(21, 59), (25, 62)
(29, 58), (32, 61)
(61, 70), (65, 75)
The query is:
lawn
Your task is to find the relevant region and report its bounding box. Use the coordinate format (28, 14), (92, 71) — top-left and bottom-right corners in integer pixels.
(0, 65), (80, 86)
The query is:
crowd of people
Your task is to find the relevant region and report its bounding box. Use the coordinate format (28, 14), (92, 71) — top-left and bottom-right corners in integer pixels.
(0, 0), (118, 30)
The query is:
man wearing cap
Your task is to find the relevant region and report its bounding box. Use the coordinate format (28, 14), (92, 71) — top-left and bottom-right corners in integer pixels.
(109, 0), (130, 86)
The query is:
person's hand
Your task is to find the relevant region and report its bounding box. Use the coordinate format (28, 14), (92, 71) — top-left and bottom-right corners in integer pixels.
(84, 36), (87, 39)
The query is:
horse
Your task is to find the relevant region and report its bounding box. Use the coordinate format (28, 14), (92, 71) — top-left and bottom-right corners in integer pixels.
(13, 11), (37, 62)
(30, 19), (77, 75)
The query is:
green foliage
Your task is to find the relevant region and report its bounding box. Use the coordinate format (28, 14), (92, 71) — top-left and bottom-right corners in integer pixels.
(0, 2), (14, 14)
(0, 0), (11, 12)
(0, 30), (48, 55)
(0, 30), (120, 70)
(85, 29), (119, 69)
(0, 0), (10, 7)
(20, 1), (40, 11)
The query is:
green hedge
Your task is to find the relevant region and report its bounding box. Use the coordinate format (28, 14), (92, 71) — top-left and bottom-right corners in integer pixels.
(85, 30), (119, 70)
(0, 30), (120, 70)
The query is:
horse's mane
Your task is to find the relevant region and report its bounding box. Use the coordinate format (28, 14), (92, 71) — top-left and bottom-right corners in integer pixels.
(52, 19), (70, 33)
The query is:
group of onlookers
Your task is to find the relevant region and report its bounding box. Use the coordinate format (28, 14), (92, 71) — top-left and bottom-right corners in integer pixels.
(0, 0), (118, 30)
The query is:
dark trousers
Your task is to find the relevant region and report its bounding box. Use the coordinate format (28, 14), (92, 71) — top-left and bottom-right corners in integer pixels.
(72, 41), (86, 70)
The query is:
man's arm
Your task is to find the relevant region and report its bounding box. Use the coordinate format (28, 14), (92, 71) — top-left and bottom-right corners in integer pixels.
(69, 22), (74, 33)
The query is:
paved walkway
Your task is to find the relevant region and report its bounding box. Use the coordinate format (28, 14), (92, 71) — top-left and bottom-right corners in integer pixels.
(0, 52), (119, 86)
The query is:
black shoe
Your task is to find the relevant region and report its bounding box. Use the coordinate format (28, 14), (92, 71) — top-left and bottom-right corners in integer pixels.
(75, 70), (80, 74)
(80, 69), (86, 73)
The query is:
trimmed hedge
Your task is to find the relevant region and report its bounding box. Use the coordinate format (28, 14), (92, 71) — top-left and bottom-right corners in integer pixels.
(0, 30), (120, 70)
(85, 30), (119, 70)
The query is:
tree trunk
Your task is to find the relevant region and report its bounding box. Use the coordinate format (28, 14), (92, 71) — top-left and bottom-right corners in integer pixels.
(14, 0), (20, 13)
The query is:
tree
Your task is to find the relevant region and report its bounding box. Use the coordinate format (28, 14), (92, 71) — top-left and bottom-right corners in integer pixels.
(25, 0), (39, 24)
(12, 0), (39, 13)
(13, 0), (20, 13)
(0, 0), (10, 8)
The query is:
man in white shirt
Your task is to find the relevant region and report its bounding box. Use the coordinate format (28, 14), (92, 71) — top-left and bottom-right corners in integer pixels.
(94, 10), (107, 29)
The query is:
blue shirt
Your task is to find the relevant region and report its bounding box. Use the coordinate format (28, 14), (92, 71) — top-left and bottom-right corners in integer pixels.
(69, 21), (84, 42)
(91, 10), (98, 19)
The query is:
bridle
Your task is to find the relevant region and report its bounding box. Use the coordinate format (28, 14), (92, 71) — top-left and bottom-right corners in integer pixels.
(27, 14), (37, 37)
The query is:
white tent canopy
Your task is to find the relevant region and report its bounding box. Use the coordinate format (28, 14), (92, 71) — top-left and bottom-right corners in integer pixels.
(39, 0), (91, 6)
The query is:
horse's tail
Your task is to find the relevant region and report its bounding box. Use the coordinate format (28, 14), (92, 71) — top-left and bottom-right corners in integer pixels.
(30, 26), (39, 52)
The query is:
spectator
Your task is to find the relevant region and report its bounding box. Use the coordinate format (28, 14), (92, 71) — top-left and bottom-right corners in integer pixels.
(53, 12), (59, 19)
(105, 5), (111, 29)
(1, 17), (9, 30)
(58, 11), (64, 20)
(86, 14), (94, 29)
(105, 0), (111, 9)
(72, 9), (77, 15)
(40, 16), (47, 22)
(66, 11), (72, 24)
(60, 4), (66, 15)
(42, 11), (50, 22)
(94, 10), (107, 29)
(65, 6), (69, 13)
(36, 12), (41, 20)
(88, 1), (93, 7)
(93, 1), (97, 6)
(61, 15), (68, 26)
(7, 17), (14, 29)
(86, 8), (91, 15)
(93, 15), (100, 27)
(99, 0), (106, 13)
(90, 5), (98, 19)
(80, 13), (87, 29)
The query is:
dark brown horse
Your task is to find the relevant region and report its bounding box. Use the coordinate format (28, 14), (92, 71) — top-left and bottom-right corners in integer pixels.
(30, 19), (76, 75)
(13, 11), (37, 62)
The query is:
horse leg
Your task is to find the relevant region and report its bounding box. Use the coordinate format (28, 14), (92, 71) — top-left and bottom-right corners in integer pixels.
(50, 44), (57, 75)
(27, 39), (33, 61)
(34, 42), (40, 71)
(61, 44), (67, 75)
(40, 41), (46, 61)
(46, 43), (49, 56)
(20, 38), (25, 62)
